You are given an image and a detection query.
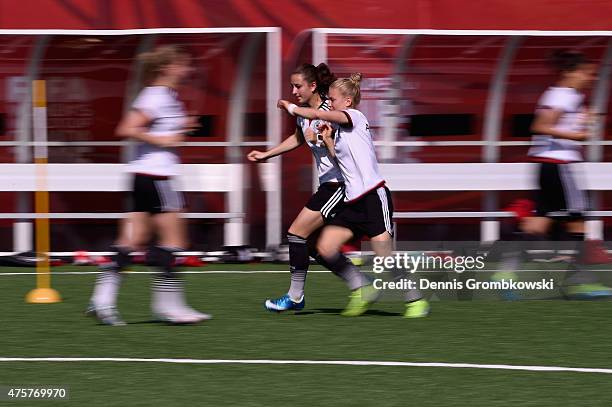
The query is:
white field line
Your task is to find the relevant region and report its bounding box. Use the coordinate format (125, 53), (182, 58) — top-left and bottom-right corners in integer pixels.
(0, 357), (610, 374)
(0, 270), (323, 275)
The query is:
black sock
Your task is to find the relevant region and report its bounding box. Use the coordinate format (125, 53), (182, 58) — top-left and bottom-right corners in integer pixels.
(309, 247), (333, 271)
(561, 231), (599, 286)
(103, 245), (132, 272)
(151, 246), (181, 277)
(567, 232), (586, 265)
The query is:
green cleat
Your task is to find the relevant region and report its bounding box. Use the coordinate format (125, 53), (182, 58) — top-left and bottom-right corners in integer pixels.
(404, 298), (430, 318)
(341, 285), (378, 317)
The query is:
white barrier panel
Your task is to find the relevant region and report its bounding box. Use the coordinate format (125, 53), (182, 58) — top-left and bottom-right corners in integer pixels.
(0, 163), (244, 192)
(378, 162), (612, 241)
(3, 161), (610, 197)
(380, 163), (612, 191)
(0, 163), (246, 248)
(381, 163), (536, 191)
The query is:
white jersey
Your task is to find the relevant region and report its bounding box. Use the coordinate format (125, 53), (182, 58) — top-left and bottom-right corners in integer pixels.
(333, 109), (384, 202)
(528, 86), (586, 163)
(128, 86), (185, 176)
(297, 99), (344, 184)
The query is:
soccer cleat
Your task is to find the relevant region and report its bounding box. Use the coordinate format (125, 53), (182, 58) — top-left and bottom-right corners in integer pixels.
(563, 283), (612, 300)
(153, 309), (212, 324)
(404, 299), (430, 319)
(182, 308), (213, 322)
(264, 294), (305, 312)
(492, 271), (521, 301)
(341, 285), (378, 317)
(85, 304), (126, 326)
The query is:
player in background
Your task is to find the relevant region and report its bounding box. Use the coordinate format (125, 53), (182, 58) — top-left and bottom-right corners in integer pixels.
(87, 45), (211, 325)
(494, 49), (612, 299)
(278, 73), (430, 317)
(248, 63), (347, 312)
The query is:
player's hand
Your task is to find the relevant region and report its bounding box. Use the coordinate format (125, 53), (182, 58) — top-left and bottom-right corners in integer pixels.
(247, 150), (268, 162)
(318, 123), (334, 143)
(277, 99), (291, 111)
(583, 109), (601, 131)
(304, 128), (318, 143)
(183, 114), (201, 134)
(154, 133), (185, 147)
(573, 131), (589, 141)
(317, 122), (332, 132)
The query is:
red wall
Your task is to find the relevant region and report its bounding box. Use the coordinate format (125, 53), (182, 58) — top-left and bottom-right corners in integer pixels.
(3, 0), (612, 30)
(2, 0), (612, 56)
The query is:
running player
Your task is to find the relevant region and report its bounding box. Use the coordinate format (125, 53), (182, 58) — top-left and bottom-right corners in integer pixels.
(87, 45), (211, 325)
(524, 49), (611, 298)
(278, 73), (430, 317)
(248, 63), (346, 312)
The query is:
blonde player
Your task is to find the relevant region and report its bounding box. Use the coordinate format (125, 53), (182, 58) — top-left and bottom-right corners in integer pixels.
(87, 45), (210, 325)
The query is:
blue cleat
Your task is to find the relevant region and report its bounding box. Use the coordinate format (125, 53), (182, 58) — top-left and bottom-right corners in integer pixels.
(563, 283), (612, 300)
(264, 294), (305, 312)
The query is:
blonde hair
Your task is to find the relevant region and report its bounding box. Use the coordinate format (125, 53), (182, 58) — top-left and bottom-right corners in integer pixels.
(139, 45), (190, 86)
(330, 72), (363, 107)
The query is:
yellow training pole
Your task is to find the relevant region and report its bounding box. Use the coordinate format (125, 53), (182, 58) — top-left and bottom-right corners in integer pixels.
(26, 80), (61, 303)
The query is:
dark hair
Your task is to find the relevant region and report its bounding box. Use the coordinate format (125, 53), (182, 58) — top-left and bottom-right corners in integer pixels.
(292, 63), (336, 96)
(549, 49), (591, 74)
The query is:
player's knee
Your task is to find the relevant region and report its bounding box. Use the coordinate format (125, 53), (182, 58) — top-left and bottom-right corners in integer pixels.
(288, 224), (308, 238)
(159, 238), (188, 250)
(316, 241), (336, 259)
(129, 234), (149, 250)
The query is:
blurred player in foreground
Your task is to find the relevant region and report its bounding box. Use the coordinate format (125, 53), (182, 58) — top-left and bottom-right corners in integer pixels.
(87, 45), (211, 325)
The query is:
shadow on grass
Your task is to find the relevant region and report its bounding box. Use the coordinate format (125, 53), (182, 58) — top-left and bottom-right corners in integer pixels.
(295, 308), (401, 317)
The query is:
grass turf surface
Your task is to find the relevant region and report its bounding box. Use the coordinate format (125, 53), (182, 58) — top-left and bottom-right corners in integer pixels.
(1, 266), (611, 406)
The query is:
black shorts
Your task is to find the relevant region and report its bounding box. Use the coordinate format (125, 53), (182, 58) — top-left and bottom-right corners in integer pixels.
(131, 173), (185, 214)
(305, 182), (345, 220)
(535, 162), (588, 219)
(328, 186), (394, 239)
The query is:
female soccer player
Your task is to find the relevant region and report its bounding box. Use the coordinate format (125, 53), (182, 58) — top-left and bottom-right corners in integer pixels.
(247, 63), (345, 312)
(524, 49), (611, 298)
(277, 73), (429, 317)
(88, 45), (210, 325)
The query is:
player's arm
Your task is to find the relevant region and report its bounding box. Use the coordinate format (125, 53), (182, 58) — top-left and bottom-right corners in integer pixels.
(247, 130), (303, 162)
(531, 108), (588, 141)
(115, 109), (184, 147)
(277, 100), (350, 125)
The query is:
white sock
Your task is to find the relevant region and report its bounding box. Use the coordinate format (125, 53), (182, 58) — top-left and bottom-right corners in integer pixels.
(91, 270), (122, 308)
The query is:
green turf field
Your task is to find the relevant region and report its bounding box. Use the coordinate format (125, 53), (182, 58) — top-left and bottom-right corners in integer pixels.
(1, 266), (611, 406)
